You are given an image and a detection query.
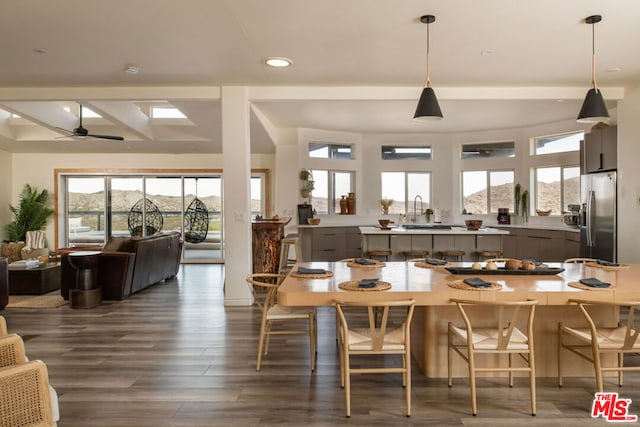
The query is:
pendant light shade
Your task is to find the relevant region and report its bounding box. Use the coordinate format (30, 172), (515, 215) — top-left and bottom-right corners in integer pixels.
(577, 15), (610, 123)
(414, 87), (443, 120)
(577, 88), (609, 123)
(414, 15), (443, 121)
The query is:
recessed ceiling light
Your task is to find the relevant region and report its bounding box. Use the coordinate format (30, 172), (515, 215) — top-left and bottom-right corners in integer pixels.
(606, 67), (621, 72)
(265, 57), (293, 68)
(125, 65), (140, 74)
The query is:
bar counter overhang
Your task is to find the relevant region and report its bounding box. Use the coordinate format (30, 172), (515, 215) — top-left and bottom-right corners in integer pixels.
(278, 261), (638, 378)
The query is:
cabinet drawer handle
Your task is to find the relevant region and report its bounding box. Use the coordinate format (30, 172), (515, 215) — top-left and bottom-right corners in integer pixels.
(527, 236), (551, 240)
(323, 249), (336, 252)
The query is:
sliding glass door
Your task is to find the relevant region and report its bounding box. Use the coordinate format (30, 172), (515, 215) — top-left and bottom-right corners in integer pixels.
(63, 173), (226, 263)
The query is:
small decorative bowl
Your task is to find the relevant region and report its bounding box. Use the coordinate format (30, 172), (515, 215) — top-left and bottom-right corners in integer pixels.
(307, 218), (321, 225)
(378, 219), (391, 228)
(536, 209), (552, 216)
(464, 219), (483, 231)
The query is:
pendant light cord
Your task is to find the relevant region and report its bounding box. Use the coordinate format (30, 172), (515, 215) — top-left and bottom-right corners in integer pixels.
(591, 20), (598, 93)
(424, 21), (432, 88)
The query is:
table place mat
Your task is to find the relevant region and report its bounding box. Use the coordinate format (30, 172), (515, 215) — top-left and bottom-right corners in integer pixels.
(290, 270), (334, 279)
(338, 280), (392, 292)
(447, 279), (502, 291)
(585, 261), (630, 271)
(415, 260), (450, 270)
(347, 259), (386, 268)
(568, 281), (615, 291)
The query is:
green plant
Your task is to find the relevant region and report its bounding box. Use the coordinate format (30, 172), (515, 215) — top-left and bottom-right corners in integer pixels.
(521, 190), (529, 223)
(514, 183), (522, 216)
(5, 184), (54, 242)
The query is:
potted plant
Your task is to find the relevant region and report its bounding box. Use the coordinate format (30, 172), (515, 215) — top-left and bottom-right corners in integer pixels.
(4, 184), (54, 242)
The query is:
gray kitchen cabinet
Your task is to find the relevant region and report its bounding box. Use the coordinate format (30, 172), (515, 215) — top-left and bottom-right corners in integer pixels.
(582, 125), (617, 173)
(433, 235), (475, 261)
(389, 234), (433, 260)
(498, 227), (575, 261)
(299, 226), (363, 261)
(565, 231), (580, 260)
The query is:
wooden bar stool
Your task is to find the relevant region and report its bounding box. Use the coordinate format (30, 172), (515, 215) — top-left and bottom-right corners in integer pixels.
(401, 250), (429, 260)
(365, 250), (392, 262)
(475, 250), (502, 261)
(278, 237), (301, 274)
(437, 250), (465, 262)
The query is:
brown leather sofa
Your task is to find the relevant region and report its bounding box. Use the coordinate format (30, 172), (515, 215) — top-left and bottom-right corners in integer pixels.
(0, 257), (7, 310)
(59, 232), (182, 300)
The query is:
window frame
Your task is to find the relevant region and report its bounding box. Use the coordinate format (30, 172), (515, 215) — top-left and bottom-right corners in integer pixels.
(380, 171), (432, 215)
(308, 142), (354, 160)
(533, 165), (580, 215)
(533, 131), (584, 156)
(461, 169), (515, 215)
(310, 169), (355, 214)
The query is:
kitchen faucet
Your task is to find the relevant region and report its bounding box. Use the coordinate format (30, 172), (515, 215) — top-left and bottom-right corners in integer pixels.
(413, 195), (423, 223)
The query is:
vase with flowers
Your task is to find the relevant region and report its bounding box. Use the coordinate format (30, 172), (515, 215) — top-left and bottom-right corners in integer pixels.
(380, 198), (393, 215)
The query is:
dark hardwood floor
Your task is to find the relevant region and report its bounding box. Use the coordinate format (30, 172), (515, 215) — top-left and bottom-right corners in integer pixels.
(2, 264), (636, 426)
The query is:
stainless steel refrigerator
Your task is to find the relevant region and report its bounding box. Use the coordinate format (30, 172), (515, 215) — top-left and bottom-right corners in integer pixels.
(580, 171), (617, 262)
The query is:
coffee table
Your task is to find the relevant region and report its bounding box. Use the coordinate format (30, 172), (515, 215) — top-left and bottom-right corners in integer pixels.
(8, 262), (61, 295)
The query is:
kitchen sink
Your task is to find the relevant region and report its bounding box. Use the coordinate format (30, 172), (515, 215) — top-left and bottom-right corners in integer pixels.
(401, 224), (451, 230)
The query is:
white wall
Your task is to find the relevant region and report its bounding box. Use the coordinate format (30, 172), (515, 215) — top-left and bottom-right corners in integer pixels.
(300, 119), (590, 226)
(0, 149), (12, 241)
(617, 84), (640, 263)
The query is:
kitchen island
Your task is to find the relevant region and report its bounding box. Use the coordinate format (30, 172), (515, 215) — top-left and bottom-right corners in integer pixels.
(278, 260), (631, 378)
(360, 225), (509, 261)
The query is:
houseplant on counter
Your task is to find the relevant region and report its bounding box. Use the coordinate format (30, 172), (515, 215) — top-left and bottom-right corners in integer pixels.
(1, 184), (54, 263)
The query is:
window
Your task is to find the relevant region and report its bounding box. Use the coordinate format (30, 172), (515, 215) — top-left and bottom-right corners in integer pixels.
(61, 170), (268, 263)
(310, 169), (354, 214)
(308, 143), (353, 159)
(151, 106), (187, 119)
(380, 172), (431, 215)
(461, 142), (515, 159)
(381, 146), (432, 160)
(461, 170), (514, 214)
(535, 166), (580, 214)
(534, 131), (583, 155)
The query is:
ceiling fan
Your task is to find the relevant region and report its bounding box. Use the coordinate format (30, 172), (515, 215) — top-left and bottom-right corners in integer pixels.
(56, 105), (124, 141)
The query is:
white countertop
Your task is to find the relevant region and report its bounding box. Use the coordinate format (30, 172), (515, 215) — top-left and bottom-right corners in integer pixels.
(359, 226), (510, 235)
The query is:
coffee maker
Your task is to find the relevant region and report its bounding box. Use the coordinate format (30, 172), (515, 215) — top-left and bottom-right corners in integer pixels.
(497, 208), (510, 224)
(562, 204), (580, 227)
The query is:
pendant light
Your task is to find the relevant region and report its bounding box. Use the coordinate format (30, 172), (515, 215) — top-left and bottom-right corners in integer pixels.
(577, 15), (610, 123)
(414, 14), (443, 121)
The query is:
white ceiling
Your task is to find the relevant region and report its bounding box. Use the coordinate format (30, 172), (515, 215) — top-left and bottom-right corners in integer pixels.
(0, 0), (638, 154)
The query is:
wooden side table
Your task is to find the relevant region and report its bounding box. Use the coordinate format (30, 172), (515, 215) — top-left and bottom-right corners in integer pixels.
(68, 251), (102, 309)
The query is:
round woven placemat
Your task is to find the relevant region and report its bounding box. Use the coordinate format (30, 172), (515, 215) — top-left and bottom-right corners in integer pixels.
(346, 261), (386, 268)
(447, 280), (502, 291)
(338, 280), (392, 291)
(289, 271), (334, 279)
(415, 261), (450, 269)
(584, 262), (630, 271)
(568, 281), (614, 291)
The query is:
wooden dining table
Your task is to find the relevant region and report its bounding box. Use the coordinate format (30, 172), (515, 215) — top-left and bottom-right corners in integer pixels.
(278, 260), (640, 378)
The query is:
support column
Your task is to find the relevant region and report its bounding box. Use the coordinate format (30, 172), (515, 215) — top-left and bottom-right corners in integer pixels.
(221, 86), (252, 306)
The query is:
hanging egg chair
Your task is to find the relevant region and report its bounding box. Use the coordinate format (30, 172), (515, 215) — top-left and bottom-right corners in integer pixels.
(127, 198), (163, 236)
(184, 197), (209, 243)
